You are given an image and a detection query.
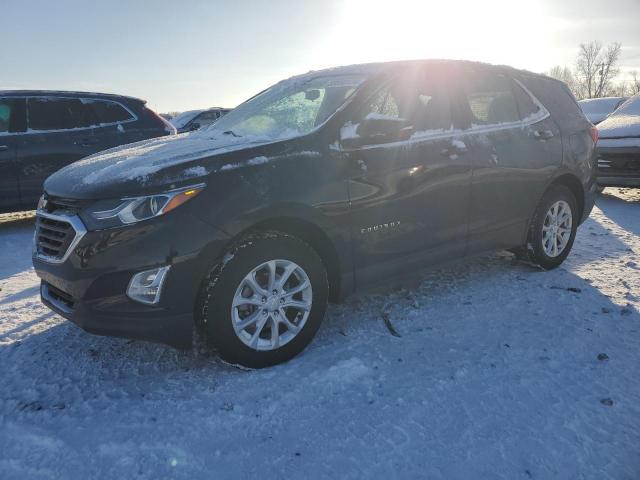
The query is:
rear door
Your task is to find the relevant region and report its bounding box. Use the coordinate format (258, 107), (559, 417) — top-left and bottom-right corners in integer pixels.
(344, 65), (472, 283)
(0, 97), (25, 211)
(17, 96), (99, 207)
(459, 68), (562, 252)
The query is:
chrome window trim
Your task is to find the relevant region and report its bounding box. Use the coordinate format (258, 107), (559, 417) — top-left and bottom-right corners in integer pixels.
(0, 95), (138, 137)
(352, 77), (550, 152)
(34, 210), (87, 264)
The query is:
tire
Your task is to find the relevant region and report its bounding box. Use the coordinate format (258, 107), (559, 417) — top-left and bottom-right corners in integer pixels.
(525, 185), (578, 270)
(197, 231), (328, 368)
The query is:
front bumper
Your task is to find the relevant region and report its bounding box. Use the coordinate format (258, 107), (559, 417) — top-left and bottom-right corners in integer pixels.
(33, 210), (230, 348)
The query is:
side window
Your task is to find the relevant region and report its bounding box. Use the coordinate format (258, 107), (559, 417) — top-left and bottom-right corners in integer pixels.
(464, 73), (520, 126)
(512, 81), (540, 120)
(365, 87), (401, 120)
(356, 72), (452, 134)
(88, 100), (134, 124)
(28, 97), (95, 131)
(0, 99), (12, 133)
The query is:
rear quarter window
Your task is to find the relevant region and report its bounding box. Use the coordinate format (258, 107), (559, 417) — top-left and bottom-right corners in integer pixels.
(86, 99), (134, 124)
(516, 74), (589, 133)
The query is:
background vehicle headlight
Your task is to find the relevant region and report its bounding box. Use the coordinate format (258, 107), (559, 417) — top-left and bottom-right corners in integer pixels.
(88, 184), (204, 228)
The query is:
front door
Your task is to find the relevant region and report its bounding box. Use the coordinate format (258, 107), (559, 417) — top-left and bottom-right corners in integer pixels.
(342, 66), (472, 284)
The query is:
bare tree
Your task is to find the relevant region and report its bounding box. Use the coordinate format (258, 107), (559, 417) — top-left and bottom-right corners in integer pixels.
(547, 65), (577, 93)
(575, 41), (622, 99)
(629, 71), (640, 96)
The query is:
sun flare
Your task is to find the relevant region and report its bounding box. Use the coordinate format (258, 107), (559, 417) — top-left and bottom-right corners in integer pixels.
(315, 0), (562, 73)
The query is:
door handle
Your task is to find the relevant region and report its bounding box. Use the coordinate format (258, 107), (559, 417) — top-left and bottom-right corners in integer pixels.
(534, 130), (554, 140)
(0, 145), (8, 152)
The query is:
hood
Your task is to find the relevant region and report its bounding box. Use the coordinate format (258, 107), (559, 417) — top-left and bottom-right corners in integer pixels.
(44, 131), (284, 199)
(597, 113), (640, 139)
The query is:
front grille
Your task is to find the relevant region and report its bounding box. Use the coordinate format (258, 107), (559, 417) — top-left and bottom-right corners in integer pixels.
(45, 283), (75, 311)
(597, 153), (640, 177)
(35, 216), (75, 258)
(34, 212), (86, 263)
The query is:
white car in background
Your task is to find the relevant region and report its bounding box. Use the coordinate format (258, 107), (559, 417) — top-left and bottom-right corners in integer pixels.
(579, 96), (628, 125)
(170, 107), (231, 133)
(596, 94), (640, 187)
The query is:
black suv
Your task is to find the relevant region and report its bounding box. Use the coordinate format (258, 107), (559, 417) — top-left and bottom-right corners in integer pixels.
(0, 91), (175, 212)
(32, 60), (598, 368)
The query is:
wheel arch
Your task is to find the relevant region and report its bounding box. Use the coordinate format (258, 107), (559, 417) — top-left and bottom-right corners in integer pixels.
(216, 206), (347, 303)
(548, 173), (585, 221)
(519, 172), (586, 247)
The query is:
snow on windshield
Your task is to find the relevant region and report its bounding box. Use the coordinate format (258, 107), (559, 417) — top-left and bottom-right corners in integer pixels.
(612, 95), (640, 116)
(598, 95), (640, 137)
(207, 73), (368, 139)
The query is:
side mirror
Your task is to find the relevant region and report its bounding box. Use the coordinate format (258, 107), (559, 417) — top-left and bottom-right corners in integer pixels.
(190, 122), (201, 131)
(341, 115), (413, 147)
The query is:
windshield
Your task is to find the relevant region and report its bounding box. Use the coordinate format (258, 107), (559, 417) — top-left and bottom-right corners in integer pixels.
(207, 73), (368, 139)
(612, 95), (640, 116)
(170, 109), (203, 128)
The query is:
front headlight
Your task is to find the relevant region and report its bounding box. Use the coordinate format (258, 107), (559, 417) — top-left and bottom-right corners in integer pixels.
(88, 184), (204, 229)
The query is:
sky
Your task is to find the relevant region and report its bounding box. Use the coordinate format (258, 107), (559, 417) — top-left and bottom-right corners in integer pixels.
(2, 0), (640, 113)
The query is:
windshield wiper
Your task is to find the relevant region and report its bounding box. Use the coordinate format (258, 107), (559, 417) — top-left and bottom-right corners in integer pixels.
(223, 130), (241, 137)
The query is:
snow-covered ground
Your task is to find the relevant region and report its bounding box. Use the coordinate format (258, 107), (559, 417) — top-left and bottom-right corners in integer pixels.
(1, 190), (639, 479)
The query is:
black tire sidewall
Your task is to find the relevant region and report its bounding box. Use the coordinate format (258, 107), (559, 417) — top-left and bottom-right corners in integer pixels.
(202, 234), (328, 368)
(529, 185), (578, 269)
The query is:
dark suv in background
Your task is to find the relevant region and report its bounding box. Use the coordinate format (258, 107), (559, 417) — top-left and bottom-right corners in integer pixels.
(0, 91), (175, 212)
(32, 60), (598, 368)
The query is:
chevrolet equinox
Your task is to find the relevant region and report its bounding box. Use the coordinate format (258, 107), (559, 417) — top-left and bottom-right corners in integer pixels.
(33, 60), (598, 368)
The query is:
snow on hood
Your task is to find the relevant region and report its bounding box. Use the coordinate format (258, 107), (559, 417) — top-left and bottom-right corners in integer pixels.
(169, 109), (204, 129)
(44, 130), (292, 198)
(597, 96), (640, 139)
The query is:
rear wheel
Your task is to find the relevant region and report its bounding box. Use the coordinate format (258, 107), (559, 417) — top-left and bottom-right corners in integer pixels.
(197, 232), (328, 368)
(525, 185), (578, 270)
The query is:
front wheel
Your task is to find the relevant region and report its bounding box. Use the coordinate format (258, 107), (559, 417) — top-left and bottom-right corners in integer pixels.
(197, 232), (328, 368)
(525, 185), (578, 270)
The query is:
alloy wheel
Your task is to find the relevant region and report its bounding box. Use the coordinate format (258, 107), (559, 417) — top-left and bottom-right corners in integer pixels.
(541, 200), (573, 258)
(231, 259), (312, 351)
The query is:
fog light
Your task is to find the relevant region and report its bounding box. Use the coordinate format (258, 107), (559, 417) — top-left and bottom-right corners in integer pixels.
(127, 266), (171, 305)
